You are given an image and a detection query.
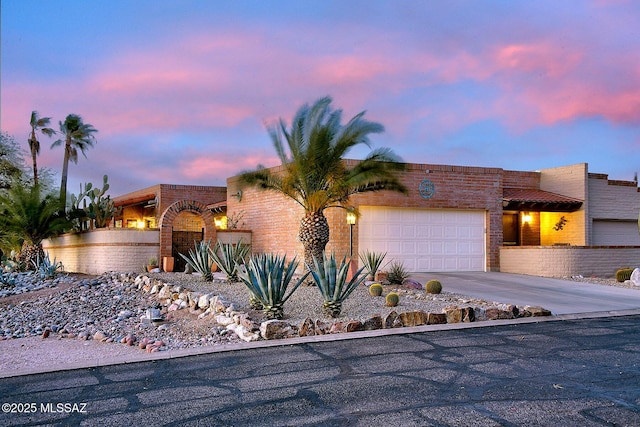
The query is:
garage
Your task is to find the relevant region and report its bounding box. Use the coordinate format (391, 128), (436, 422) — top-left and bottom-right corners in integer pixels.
(358, 206), (486, 272)
(592, 220), (640, 246)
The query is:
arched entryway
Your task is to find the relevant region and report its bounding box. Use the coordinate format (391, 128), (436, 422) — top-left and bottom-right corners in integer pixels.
(158, 200), (217, 272)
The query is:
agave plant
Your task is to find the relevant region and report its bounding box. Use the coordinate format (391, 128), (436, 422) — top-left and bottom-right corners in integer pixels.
(208, 240), (250, 282)
(237, 253), (309, 320)
(308, 252), (368, 318)
(32, 252), (64, 279)
(358, 250), (387, 280)
(179, 240), (214, 281)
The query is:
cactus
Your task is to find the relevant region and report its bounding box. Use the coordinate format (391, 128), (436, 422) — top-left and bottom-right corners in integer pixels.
(369, 283), (383, 296)
(385, 292), (399, 307)
(70, 175), (115, 229)
(615, 267), (634, 282)
(426, 279), (443, 294)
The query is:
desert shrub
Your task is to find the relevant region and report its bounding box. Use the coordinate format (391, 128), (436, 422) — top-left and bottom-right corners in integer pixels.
(359, 250), (387, 279)
(179, 240), (214, 281)
(387, 261), (409, 285)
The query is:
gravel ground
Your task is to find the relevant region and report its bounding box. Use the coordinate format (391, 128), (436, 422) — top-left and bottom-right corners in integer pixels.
(1, 270), (634, 349)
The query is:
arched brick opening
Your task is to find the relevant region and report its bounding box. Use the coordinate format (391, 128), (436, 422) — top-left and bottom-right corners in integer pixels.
(158, 200), (217, 262)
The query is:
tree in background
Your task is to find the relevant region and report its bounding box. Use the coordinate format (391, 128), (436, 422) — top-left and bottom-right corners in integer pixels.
(28, 111), (56, 186)
(240, 96), (407, 270)
(51, 114), (98, 212)
(0, 131), (27, 191)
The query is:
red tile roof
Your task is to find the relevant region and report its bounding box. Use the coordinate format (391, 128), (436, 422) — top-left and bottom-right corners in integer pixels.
(503, 188), (583, 212)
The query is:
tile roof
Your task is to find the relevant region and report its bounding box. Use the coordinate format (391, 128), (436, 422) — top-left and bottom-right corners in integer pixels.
(502, 188), (583, 212)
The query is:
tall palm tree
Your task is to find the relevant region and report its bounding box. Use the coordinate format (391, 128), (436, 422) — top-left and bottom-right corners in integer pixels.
(28, 111), (56, 186)
(51, 114), (98, 212)
(240, 96), (407, 269)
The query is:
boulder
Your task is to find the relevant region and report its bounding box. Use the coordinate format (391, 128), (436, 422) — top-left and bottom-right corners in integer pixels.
(399, 311), (427, 327)
(631, 268), (640, 287)
(260, 320), (298, 340)
(444, 306), (462, 324)
(427, 312), (447, 325)
(299, 317), (315, 337)
(363, 315), (383, 330)
(383, 311), (399, 328)
(403, 279), (423, 289)
(346, 320), (364, 332)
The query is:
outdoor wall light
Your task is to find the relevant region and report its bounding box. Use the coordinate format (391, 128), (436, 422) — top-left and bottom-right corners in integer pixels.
(137, 220), (145, 229)
(522, 213), (532, 224)
(346, 212), (356, 225)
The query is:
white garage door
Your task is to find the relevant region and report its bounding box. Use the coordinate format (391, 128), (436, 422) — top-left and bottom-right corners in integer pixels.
(592, 220), (640, 246)
(358, 207), (486, 272)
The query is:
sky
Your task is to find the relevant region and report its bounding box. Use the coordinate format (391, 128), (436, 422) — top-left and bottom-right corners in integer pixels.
(1, 0), (639, 197)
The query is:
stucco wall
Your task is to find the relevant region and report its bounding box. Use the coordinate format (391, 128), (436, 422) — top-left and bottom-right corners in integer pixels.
(500, 246), (640, 278)
(43, 229), (160, 275)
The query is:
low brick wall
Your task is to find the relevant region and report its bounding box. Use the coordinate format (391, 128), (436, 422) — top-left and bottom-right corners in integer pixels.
(43, 229), (161, 275)
(42, 229), (253, 275)
(500, 246), (640, 278)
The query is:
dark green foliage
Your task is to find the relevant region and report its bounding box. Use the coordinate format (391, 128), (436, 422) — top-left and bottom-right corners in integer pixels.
(369, 282), (383, 296)
(385, 292), (399, 307)
(237, 253), (309, 320)
(387, 261), (410, 285)
(308, 252), (368, 317)
(179, 240), (214, 281)
(359, 250), (387, 279)
(208, 239), (251, 282)
(426, 279), (443, 294)
(616, 267), (634, 282)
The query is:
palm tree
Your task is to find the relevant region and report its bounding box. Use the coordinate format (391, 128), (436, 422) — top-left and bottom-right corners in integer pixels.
(240, 96), (407, 269)
(28, 111), (56, 186)
(0, 182), (70, 269)
(51, 114), (98, 212)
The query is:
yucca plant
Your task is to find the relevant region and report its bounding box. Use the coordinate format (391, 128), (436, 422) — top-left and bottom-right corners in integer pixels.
(179, 240), (214, 281)
(209, 240), (251, 282)
(358, 250), (387, 280)
(387, 260), (410, 285)
(237, 253), (309, 319)
(308, 252), (368, 318)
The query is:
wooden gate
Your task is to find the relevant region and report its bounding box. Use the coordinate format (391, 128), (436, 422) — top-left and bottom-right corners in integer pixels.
(172, 228), (204, 272)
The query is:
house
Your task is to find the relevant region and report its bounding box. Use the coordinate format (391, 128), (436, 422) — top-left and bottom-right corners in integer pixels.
(45, 162), (639, 277)
(225, 162), (640, 277)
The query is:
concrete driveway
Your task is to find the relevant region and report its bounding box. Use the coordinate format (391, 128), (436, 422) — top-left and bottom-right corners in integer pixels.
(411, 271), (640, 315)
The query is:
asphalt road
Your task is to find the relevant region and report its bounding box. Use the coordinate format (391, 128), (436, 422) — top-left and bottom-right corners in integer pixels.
(1, 314), (639, 426)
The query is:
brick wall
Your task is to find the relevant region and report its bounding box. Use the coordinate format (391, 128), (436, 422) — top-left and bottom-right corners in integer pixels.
(500, 246), (640, 278)
(228, 162), (508, 271)
(43, 229), (160, 275)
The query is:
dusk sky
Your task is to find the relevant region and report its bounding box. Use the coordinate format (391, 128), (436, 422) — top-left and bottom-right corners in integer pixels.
(2, 0), (639, 197)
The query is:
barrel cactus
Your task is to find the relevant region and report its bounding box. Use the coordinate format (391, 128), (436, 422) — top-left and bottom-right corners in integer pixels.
(615, 268), (634, 282)
(425, 279), (442, 294)
(385, 292), (399, 307)
(369, 283), (383, 296)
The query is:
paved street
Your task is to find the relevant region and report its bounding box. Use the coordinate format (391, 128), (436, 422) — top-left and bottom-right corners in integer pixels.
(1, 314), (640, 426)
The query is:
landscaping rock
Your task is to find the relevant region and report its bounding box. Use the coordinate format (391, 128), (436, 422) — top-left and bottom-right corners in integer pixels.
(260, 320), (297, 340)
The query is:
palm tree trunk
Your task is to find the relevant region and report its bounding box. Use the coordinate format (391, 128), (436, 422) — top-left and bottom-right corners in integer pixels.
(29, 136), (39, 186)
(59, 140), (71, 213)
(298, 211), (330, 270)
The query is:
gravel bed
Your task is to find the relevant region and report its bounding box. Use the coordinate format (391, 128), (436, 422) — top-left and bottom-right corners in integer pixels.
(0, 270), (637, 352)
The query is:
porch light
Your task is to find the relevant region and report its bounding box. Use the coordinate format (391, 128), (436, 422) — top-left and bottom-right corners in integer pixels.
(522, 214), (532, 224)
(346, 212), (356, 225)
(137, 220), (145, 229)
(346, 212), (356, 257)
